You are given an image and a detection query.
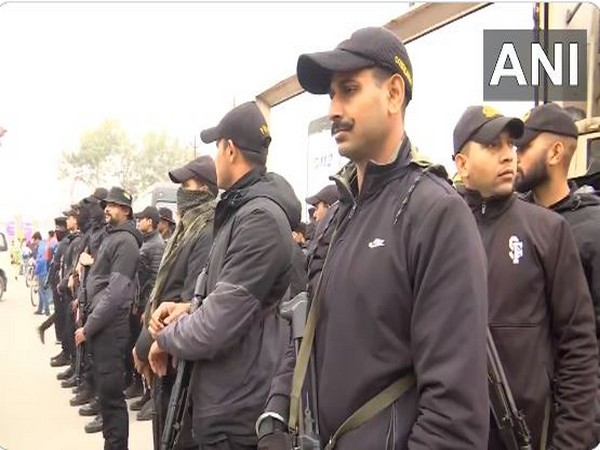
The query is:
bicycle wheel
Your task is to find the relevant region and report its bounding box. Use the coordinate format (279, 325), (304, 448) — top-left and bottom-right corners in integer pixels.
(25, 269), (32, 288)
(30, 283), (38, 307)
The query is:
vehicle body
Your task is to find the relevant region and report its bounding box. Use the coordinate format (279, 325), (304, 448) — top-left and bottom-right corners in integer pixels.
(132, 183), (178, 221)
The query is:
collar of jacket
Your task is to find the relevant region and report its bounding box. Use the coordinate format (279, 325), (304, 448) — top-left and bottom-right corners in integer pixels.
(143, 229), (160, 242)
(66, 231), (81, 242)
(214, 168), (264, 230)
(331, 135), (414, 204)
(522, 180), (600, 212)
(464, 188), (516, 220)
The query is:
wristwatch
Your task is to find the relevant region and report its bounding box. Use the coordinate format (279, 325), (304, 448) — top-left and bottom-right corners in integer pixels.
(255, 412), (287, 439)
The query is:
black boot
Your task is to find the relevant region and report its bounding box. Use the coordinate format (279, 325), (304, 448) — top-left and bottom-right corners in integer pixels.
(79, 398), (100, 417)
(129, 389), (151, 411)
(136, 398), (154, 421)
(70, 388), (93, 406)
(50, 353), (71, 367)
(61, 374), (78, 389)
(84, 415), (103, 434)
(124, 378), (144, 399)
(56, 365), (75, 381)
(50, 351), (65, 362)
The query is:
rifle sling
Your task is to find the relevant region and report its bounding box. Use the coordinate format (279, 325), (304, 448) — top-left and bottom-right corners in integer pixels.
(324, 372), (416, 450)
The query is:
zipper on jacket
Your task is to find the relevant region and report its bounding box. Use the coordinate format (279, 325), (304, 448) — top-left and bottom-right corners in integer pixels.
(481, 201), (487, 216)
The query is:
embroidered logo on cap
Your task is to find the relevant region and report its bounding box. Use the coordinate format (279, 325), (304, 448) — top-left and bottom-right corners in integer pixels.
(394, 55), (413, 87)
(482, 106), (501, 118)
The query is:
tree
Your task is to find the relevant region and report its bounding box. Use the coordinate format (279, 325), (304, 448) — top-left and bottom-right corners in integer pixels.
(129, 131), (194, 195)
(59, 119), (195, 198)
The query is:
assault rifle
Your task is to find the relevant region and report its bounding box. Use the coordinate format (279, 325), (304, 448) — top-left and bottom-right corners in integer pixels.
(487, 329), (532, 450)
(160, 269), (207, 450)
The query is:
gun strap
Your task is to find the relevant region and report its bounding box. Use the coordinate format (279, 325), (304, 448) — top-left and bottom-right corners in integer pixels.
(324, 372), (416, 450)
(289, 222), (340, 432)
(539, 397), (551, 450)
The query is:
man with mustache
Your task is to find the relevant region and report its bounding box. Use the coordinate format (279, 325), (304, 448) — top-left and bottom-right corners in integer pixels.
(515, 102), (600, 446)
(259, 27), (490, 449)
(453, 105), (597, 449)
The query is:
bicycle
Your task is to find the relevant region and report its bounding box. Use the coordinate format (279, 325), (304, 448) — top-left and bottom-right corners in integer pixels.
(30, 274), (39, 308)
(24, 259), (35, 288)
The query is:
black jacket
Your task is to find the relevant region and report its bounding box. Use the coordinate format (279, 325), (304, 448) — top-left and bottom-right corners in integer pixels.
(465, 190), (598, 449)
(83, 220), (142, 338)
(48, 236), (69, 294)
(134, 221), (214, 362)
(157, 170), (301, 445)
(289, 243), (308, 298)
(135, 229), (166, 311)
(548, 188), (600, 445)
(57, 232), (83, 296)
(268, 137), (490, 449)
(550, 189), (600, 339)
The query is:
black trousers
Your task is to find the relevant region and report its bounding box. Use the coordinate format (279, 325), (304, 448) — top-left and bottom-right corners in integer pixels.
(53, 288), (66, 342)
(125, 311), (143, 386)
(62, 299), (77, 359)
(91, 326), (129, 450)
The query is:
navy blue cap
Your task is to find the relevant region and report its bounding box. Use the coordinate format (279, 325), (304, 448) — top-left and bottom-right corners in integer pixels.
(516, 103), (578, 150)
(297, 27), (413, 102)
(453, 105), (524, 155)
(200, 102), (271, 155)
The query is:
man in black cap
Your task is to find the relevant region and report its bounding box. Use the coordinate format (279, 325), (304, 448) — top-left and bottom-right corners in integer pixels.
(515, 102), (600, 445)
(124, 206), (166, 420)
(148, 101), (300, 449)
(259, 27), (490, 449)
(305, 184), (338, 224)
(157, 207), (176, 242)
(133, 155), (217, 448)
(55, 207), (83, 383)
(45, 216), (71, 365)
(74, 186), (142, 449)
(453, 105), (597, 449)
(64, 193), (108, 429)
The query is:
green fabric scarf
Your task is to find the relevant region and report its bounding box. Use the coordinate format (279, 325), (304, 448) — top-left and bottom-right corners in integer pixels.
(143, 192), (216, 324)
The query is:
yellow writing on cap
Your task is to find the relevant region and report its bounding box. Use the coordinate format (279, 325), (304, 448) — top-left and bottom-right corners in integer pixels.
(521, 110), (531, 123)
(482, 106), (500, 118)
(124, 193), (131, 201)
(259, 124), (269, 135)
(394, 55), (413, 87)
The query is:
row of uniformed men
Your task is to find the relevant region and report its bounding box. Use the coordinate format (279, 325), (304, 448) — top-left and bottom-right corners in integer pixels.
(46, 25), (600, 450)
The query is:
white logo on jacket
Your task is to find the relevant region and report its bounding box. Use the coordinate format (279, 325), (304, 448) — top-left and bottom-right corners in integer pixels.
(508, 235), (523, 264)
(368, 238), (386, 249)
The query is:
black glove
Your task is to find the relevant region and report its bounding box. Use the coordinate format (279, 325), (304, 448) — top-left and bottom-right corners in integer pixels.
(257, 431), (294, 450)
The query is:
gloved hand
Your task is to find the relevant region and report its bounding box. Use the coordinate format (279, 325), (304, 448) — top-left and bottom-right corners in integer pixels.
(257, 431), (294, 450)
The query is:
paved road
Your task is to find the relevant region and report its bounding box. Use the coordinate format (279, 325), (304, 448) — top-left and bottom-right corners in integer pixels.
(0, 275), (153, 450)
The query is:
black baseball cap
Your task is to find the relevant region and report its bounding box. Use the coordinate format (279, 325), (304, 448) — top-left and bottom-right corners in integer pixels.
(200, 101), (271, 155)
(169, 155), (218, 195)
(134, 206), (160, 224)
(515, 103), (579, 151)
(306, 184), (339, 207)
(104, 186), (133, 209)
(158, 207), (175, 224)
(81, 187), (108, 206)
(62, 204), (79, 217)
(297, 27), (413, 102)
(453, 106), (524, 155)
(54, 216), (67, 228)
